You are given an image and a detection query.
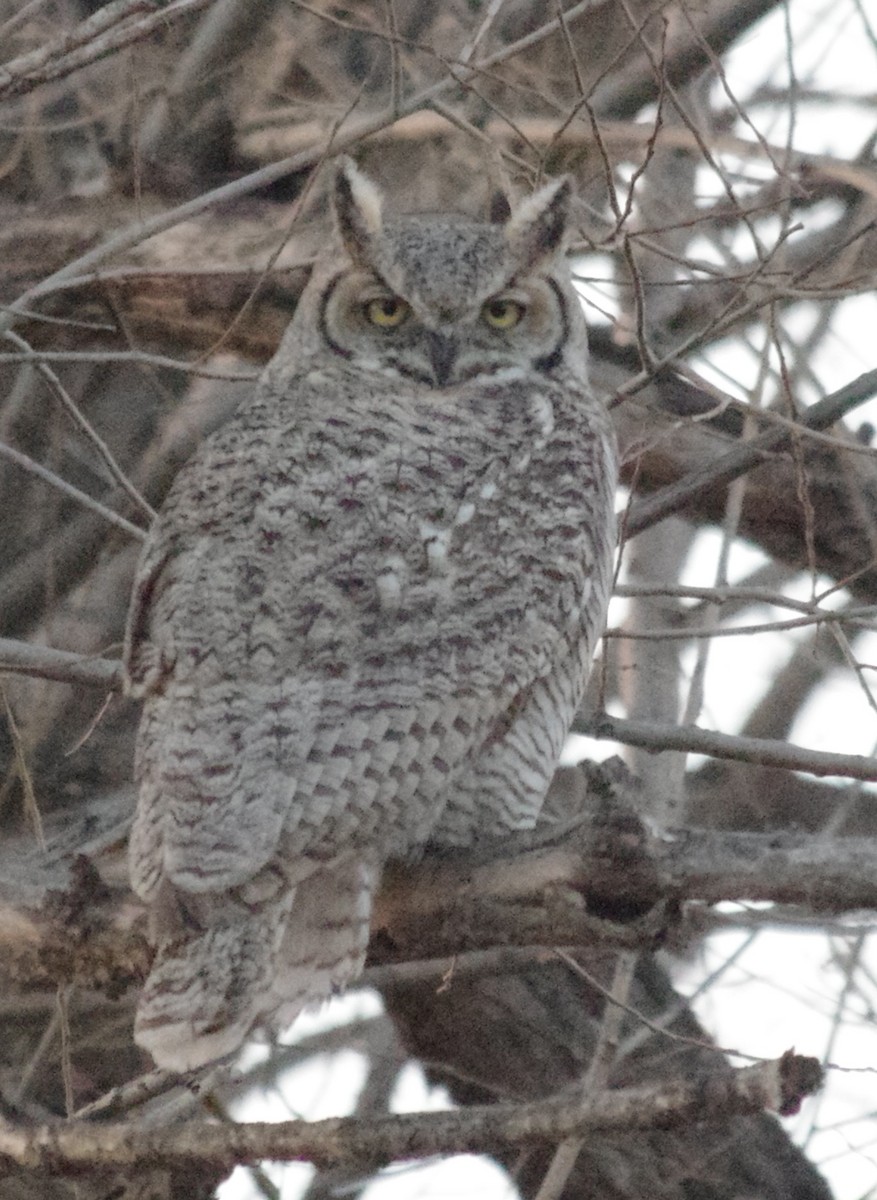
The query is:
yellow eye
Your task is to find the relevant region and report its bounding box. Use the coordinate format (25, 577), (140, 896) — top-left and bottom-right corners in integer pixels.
(482, 297), (525, 329)
(365, 296), (409, 328)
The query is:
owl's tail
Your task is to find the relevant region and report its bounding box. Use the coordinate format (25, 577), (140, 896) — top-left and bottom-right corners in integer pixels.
(270, 855), (377, 1029)
(134, 856), (377, 1072)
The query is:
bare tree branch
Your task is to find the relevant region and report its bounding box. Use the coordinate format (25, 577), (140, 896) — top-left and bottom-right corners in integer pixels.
(0, 1053), (822, 1172)
(580, 713), (877, 781)
(0, 441), (147, 541)
(0, 640), (122, 690)
(625, 368), (877, 537)
(0, 1), (605, 335)
(0, 0), (218, 102)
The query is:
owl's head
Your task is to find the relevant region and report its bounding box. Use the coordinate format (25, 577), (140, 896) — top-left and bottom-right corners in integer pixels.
(285, 159), (589, 387)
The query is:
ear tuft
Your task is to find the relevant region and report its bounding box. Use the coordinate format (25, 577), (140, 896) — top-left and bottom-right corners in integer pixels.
(506, 176), (572, 269)
(488, 188), (512, 224)
(334, 158), (384, 264)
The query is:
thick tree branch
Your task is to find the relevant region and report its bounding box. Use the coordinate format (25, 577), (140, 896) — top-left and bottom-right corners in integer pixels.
(374, 819), (877, 953)
(0, 1052), (821, 1172)
(4, 785), (877, 997)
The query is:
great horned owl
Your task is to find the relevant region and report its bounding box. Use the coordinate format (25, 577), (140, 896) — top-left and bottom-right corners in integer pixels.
(124, 160), (618, 1070)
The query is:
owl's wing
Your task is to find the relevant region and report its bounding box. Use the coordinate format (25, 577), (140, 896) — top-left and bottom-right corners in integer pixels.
(124, 522), (315, 901)
(125, 480), (520, 903)
(129, 619), (500, 1071)
(129, 631), (531, 1071)
(129, 655), (493, 901)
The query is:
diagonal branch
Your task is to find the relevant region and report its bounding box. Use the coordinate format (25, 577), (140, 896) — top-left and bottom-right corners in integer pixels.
(0, 442), (147, 541)
(0, 1052), (821, 1172)
(579, 712), (877, 781)
(0, 0), (217, 102)
(625, 367), (877, 536)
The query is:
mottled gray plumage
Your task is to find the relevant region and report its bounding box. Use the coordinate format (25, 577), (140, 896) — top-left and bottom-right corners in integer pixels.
(124, 160), (618, 1070)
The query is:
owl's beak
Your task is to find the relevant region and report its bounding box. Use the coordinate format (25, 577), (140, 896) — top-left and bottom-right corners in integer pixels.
(426, 332), (457, 386)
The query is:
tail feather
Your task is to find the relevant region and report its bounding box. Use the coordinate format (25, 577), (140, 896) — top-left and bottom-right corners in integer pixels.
(271, 857), (377, 1028)
(134, 894), (293, 1071)
(134, 857), (377, 1071)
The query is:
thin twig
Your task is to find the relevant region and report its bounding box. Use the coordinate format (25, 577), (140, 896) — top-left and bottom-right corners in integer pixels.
(0, 350), (256, 380)
(0, 1), (601, 334)
(0, 681), (45, 849)
(56, 987), (74, 1119)
(0, 640), (123, 690)
(617, 581), (838, 614)
(579, 713), (877, 781)
(605, 608), (875, 639)
(0, 0), (217, 101)
(535, 951), (638, 1200)
(364, 945), (560, 990)
(3, 331), (155, 521)
(73, 1066), (228, 1120)
(0, 440), (147, 541)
